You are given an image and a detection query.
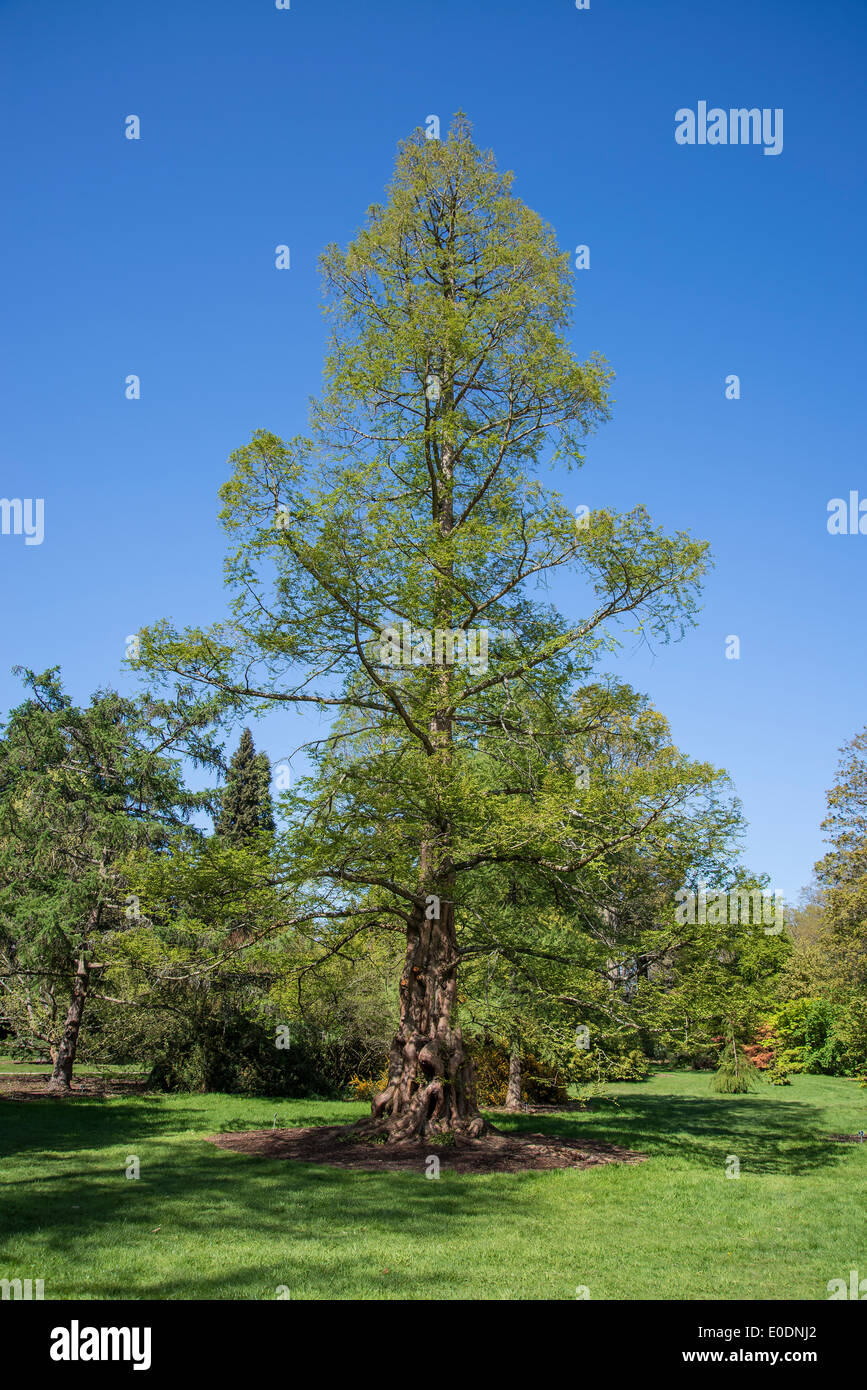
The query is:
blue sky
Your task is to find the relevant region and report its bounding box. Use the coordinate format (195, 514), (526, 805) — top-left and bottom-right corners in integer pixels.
(1, 0), (865, 901)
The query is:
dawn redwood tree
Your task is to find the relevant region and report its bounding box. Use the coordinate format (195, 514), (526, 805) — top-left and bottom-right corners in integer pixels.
(0, 669), (217, 1092)
(138, 117), (711, 1139)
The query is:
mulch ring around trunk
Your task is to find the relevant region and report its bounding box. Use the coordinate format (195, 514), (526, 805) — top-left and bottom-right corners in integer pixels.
(207, 1124), (646, 1174)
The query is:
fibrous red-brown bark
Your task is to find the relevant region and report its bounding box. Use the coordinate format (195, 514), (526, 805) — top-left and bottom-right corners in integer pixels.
(357, 895), (490, 1141)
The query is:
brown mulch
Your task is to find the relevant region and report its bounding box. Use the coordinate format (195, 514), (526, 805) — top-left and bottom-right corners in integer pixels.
(827, 1132), (867, 1143)
(207, 1123), (645, 1174)
(0, 1074), (149, 1101)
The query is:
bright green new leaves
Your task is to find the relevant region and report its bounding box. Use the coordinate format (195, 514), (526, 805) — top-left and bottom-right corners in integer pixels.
(135, 117), (722, 1069)
(139, 118), (709, 742)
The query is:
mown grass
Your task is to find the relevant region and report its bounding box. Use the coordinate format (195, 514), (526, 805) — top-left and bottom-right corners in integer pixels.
(1, 1071), (865, 1300)
(0, 1055), (145, 1076)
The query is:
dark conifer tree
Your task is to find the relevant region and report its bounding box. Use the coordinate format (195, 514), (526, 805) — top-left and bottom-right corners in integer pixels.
(0, 668), (217, 1092)
(216, 728), (274, 841)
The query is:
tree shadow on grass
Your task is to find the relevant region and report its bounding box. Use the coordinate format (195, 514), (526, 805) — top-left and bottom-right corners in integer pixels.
(1, 1125), (564, 1299)
(216, 1112), (348, 1133)
(0, 1095), (210, 1160)
(2, 1089), (849, 1178)
(490, 1094), (849, 1175)
(0, 1096), (352, 1161)
(2, 1091), (859, 1299)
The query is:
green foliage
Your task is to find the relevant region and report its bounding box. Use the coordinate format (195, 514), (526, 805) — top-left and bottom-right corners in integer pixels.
(792, 726), (867, 1080)
(148, 1011), (343, 1098)
(118, 829), (399, 1097)
(468, 1039), (568, 1106)
(571, 1046), (649, 1084)
(764, 998), (814, 1073)
(711, 1032), (761, 1094)
(132, 118), (725, 1121)
(215, 727), (274, 842)
(766, 994), (866, 1080)
(0, 668), (218, 1070)
(831, 995), (867, 1076)
(802, 999), (843, 1075)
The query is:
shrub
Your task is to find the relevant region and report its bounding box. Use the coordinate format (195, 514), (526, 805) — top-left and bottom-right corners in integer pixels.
(762, 998), (852, 1075)
(743, 1024), (776, 1070)
(148, 1012), (346, 1097)
(349, 1069), (389, 1102)
(802, 999), (846, 1075)
(571, 1046), (649, 1083)
(351, 1042), (579, 1108)
(829, 996), (867, 1077)
(711, 1035), (761, 1094)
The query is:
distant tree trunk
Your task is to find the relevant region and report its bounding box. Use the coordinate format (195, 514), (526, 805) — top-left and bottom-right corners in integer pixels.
(505, 1042), (522, 1111)
(48, 956), (89, 1094)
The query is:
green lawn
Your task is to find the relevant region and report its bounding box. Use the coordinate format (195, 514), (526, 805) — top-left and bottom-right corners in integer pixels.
(0, 1055), (145, 1077)
(1, 1070), (865, 1300)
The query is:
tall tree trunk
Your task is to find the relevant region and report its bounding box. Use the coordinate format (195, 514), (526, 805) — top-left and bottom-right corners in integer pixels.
(360, 264), (491, 1142)
(505, 1042), (522, 1111)
(361, 895), (489, 1140)
(48, 956), (89, 1095)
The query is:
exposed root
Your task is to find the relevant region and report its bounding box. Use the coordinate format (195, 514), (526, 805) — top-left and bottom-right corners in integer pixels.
(361, 894), (492, 1143)
(356, 1025), (493, 1142)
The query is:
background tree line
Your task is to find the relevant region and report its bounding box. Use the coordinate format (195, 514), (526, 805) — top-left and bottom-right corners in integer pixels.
(1, 664), (863, 1103)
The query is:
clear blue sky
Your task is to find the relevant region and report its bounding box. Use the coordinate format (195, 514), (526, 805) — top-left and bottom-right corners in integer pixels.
(1, 0), (865, 902)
